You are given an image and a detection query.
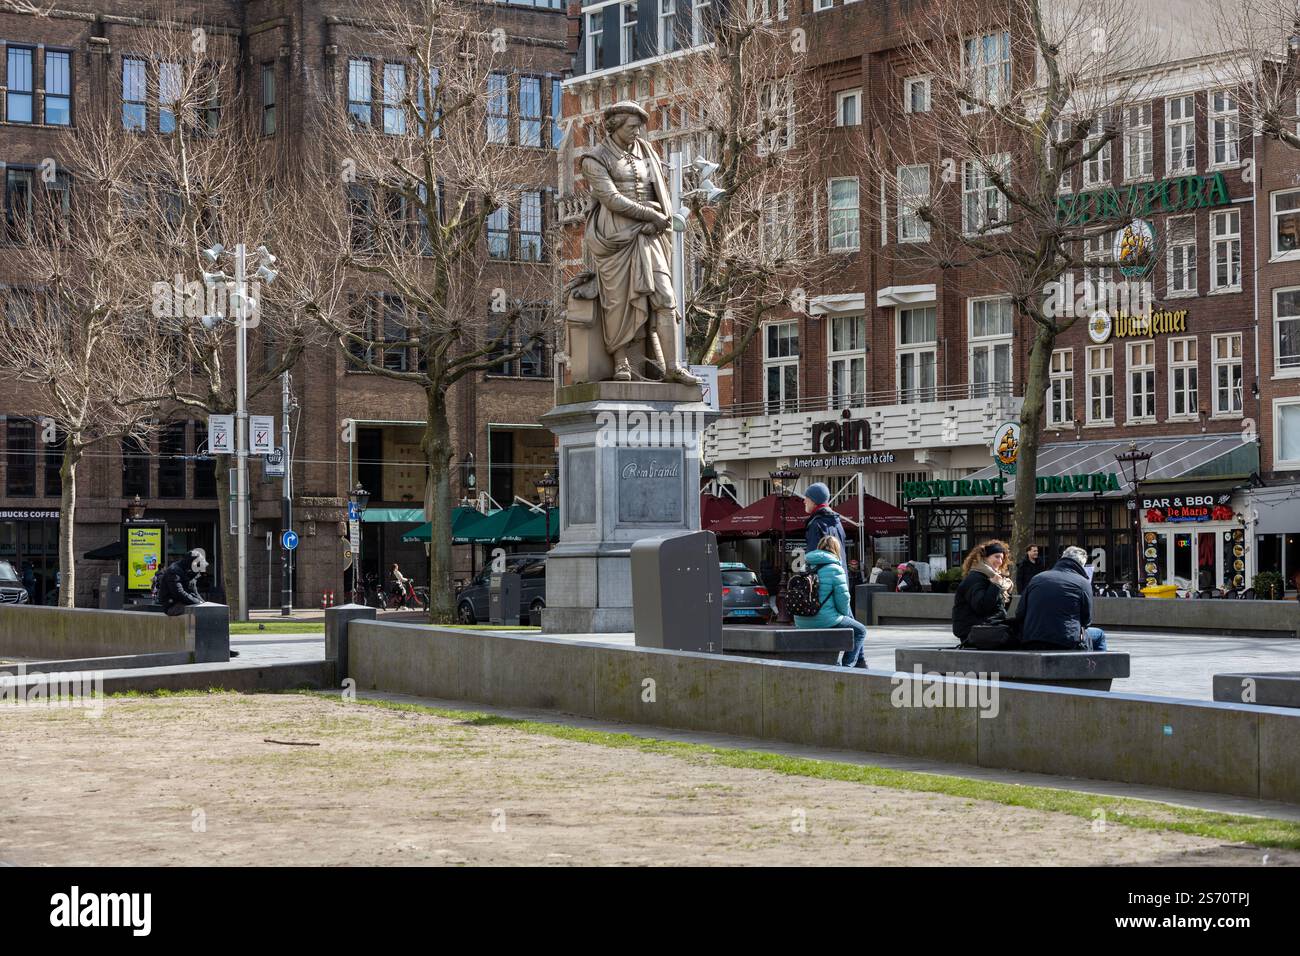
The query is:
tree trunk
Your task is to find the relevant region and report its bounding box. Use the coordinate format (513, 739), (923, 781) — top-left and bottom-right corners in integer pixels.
(1011, 325), (1056, 560)
(422, 386), (456, 624)
(57, 443), (81, 608)
(214, 455), (240, 619)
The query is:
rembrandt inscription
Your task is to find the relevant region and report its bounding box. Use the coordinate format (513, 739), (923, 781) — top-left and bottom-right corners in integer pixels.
(617, 448), (684, 524)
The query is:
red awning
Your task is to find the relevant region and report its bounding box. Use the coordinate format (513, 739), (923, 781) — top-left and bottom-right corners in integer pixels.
(831, 494), (911, 537)
(709, 493), (810, 538)
(701, 493), (741, 529)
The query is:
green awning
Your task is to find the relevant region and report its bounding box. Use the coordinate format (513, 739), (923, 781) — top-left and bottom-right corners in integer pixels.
(361, 507), (425, 523)
(401, 507), (499, 543)
(460, 504), (536, 543)
(499, 506), (558, 543)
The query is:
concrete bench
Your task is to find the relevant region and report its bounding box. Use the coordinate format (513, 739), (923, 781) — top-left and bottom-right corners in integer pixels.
(895, 646), (1131, 691)
(723, 627), (852, 665)
(1213, 672), (1300, 708)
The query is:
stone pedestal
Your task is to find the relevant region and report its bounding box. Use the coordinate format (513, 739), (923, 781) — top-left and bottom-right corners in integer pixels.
(541, 381), (718, 634)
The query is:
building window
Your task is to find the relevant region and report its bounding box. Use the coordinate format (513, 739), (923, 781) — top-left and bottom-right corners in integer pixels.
(4, 167), (34, 242)
(261, 63), (278, 136)
(659, 0), (677, 54)
(549, 78), (563, 148)
(346, 183), (374, 252)
(897, 164), (930, 243)
(1272, 189), (1300, 259)
(1166, 94), (1195, 173)
(382, 63), (405, 135)
(518, 76), (542, 147)
(1128, 341), (1156, 422)
(121, 435), (150, 498)
(962, 156), (1008, 235)
(1086, 345), (1114, 424)
(692, 0), (713, 45)
(1210, 208), (1241, 291)
(1209, 90), (1239, 167)
(758, 79), (793, 154)
(1276, 287), (1300, 372)
(1048, 348), (1073, 426)
(897, 306), (937, 403)
(759, 193), (793, 262)
(348, 59), (372, 126)
(1082, 113), (1111, 187)
(621, 2), (638, 62)
(6, 47), (33, 123)
(828, 315), (866, 409)
(904, 76), (931, 114)
(193, 422), (216, 497)
(962, 31), (1011, 109)
(1274, 400), (1300, 468)
(586, 13), (605, 72)
(487, 204), (509, 259)
(43, 426), (63, 497)
(827, 177), (859, 252)
(158, 422), (186, 498)
(1166, 215), (1197, 296)
(1169, 337), (1198, 418)
(122, 57), (147, 130)
(1213, 333), (1243, 416)
(814, 0), (834, 9)
(836, 89), (861, 127)
(519, 191), (543, 261)
(1123, 102), (1153, 181)
(44, 50), (71, 126)
(153, 61), (181, 134)
(1083, 232), (1111, 291)
(202, 71), (221, 133)
(969, 296), (1012, 398)
(5, 419), (35, 496)
(764, 321), (799, 413)
(487, 73), (509, 144)
(381, 295), (409, 372)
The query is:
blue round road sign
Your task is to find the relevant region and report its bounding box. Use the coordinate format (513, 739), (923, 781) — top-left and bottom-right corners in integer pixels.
(282, 530), (299, 551)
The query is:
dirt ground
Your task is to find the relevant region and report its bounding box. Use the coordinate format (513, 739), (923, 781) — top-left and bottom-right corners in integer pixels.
(0, 693), (1292, 866)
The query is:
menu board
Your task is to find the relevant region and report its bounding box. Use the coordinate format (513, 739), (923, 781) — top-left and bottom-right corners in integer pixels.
(125, 525), (164, 593)
(1223, 529), (1246, 589)
(1142, 530), (1165, 589)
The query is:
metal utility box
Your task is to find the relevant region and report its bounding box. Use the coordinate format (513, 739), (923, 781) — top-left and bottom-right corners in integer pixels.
(488, 571), (521, 625)
(99, 574), (125, 610)
(631, 530), (723, 653)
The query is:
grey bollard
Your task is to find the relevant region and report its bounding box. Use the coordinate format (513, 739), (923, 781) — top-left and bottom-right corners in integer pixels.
(632, 530), (723, 653)
(187, 603), (230, 663)
(326, 603), (376, 681)
(855, 583), (889, 626)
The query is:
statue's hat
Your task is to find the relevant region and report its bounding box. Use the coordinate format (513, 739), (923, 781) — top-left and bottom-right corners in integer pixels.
(603, 100), (649, 123)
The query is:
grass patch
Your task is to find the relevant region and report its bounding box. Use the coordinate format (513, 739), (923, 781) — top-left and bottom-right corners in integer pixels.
(231, 622), (324, 635)
(308, 692), (1300, 851)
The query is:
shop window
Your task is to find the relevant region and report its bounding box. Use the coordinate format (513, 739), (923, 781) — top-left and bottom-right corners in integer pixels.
(827, 314), (866, 409)
(1083, 505), (1105, 530)
(1169, 337), (1198, 418)
(1212, 332), (1242, 416)
(121, 435), (150, 498)
(1272, 189), (1300, 259)
(969, 296), (1012, 398)
(764, 321), (799, 413)
(1276, 287), (1300, 372)
(5, 418), (36, 497)
(1166, 94), (1195, 173)
(1048, 348), (1073, 425)
(897, 306), (936, 403)
(1086, 345), (1113, 424)
(158, 422), (186, 498)
(1127, 341), (1156, 422)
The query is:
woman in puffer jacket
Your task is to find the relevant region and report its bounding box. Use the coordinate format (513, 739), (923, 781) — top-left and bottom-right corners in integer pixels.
(951, 540), (1014, 644)
(794, 535), (870, 668)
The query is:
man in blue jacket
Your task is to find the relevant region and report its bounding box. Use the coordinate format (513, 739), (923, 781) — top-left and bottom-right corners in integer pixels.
(1015, 546), (1108, 650)
(802, 482), (846, 567)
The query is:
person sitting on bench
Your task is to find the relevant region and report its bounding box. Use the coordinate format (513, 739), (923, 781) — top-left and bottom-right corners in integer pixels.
(1015, 545), (1108, 651)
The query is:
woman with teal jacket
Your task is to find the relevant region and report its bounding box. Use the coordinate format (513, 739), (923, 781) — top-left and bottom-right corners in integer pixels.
(793, 536), (869, 667)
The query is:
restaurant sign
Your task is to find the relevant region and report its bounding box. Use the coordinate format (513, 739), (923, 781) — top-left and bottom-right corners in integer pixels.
(1056, 172), (1231, 226)
(1141, 491), (1234, 523)
(792, 452), (897, 469)
(903, 471), (1123, 501)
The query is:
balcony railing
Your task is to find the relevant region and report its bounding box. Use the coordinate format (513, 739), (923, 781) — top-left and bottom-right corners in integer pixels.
(722, 381), (1015, 419)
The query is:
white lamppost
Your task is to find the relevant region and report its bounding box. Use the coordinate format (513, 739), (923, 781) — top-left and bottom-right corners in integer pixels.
(201, 242), (278, 622)
(669, 151), (725, 367)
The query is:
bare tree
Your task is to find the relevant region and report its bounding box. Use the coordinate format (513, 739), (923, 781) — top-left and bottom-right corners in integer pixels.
(301, 0), (554, 622)
(1210, 0), (1300, 148)
(110, 18), (346, 619)
(0, 115), (180, 606)
(861, 0), (1169, 556)
(662, 7), (841, 367)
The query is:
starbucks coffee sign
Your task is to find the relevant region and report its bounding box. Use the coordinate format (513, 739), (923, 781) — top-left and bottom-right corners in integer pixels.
(1056, 172), (1231, 226)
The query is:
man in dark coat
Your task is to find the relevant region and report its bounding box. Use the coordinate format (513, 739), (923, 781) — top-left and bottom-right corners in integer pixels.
(802, 482), (846, 567)
(1015, 545), (1045, 594)
(1015, 546), (1108, 650)
(159, 549), (207, 616)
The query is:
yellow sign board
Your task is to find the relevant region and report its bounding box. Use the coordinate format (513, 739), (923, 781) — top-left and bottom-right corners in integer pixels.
(125, 526), (164, 592)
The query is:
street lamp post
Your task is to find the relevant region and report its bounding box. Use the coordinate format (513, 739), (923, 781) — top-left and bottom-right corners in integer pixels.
(1114, 442), (1153, 596)
(535, 471), (558, 551)
(770, 465), (800, 623)
(348, 482), (370, 604)
(669, 151), (725, 366)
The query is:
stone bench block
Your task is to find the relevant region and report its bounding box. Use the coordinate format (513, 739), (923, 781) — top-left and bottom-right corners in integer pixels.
(724, 626), (852, 665)
(1214, 671), (1300, 709)
(896, 646), (1131, 691)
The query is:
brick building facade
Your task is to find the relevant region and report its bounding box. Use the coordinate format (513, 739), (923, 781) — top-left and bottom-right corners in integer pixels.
(0, 0), (568, 607)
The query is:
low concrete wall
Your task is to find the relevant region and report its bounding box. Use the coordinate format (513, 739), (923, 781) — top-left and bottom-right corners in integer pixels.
(867, 591), (1300, 638)
(0, 604), (195, 660)
(347, 621), (1300, 803)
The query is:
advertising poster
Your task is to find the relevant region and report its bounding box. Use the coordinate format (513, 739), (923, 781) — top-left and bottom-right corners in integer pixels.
(125, 525), (164, 592)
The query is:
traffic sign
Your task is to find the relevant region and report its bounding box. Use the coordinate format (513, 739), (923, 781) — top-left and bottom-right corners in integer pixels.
(347, 501), (361, 521)
(282, 530), (299, 551)
(250, 415), (274, 455)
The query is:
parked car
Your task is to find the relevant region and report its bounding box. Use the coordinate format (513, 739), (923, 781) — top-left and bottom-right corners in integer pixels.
(455, 553), (546, 624)
(0, 560), (31, 605)
(720, 562), (771, 623)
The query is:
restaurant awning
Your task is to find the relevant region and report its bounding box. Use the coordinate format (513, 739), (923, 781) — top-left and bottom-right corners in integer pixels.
(701, 492), (741, 529)
(499, 506), (558, 543)
(831, 494), (910, 536)
(400, 506), (498, 544)
(458, 503), (542, 543)
(1248, 481), (1300, 534)
(945, 434), (1257, 501)
(709, 493), (810, 538)
(361, 507), (425, 523)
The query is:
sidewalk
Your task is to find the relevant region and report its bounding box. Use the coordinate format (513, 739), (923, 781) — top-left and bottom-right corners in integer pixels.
(247, 607), (427, 625)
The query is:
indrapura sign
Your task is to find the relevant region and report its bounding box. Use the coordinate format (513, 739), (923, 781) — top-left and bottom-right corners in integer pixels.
(1056, 172), (1230, 226)
(903, 471), (1123, 500)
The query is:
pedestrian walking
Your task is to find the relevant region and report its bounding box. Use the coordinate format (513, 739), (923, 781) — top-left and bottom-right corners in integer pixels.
(802, 483), (846, 567)
(1015, 545), (1045, 594)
